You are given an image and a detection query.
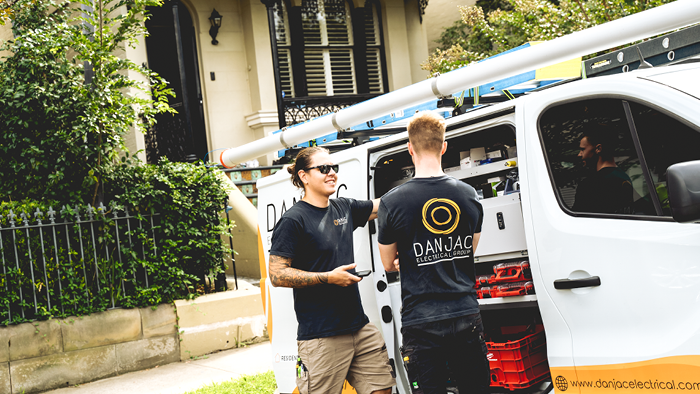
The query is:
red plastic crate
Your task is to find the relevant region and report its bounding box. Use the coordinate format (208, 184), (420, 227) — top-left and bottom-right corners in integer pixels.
(493, 261), (531, 283)
(489, 281), (535, 298)
(486, 329), (550, 390)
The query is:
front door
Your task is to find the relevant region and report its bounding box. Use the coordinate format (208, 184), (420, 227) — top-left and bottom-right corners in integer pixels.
(145, 2), (207, 163)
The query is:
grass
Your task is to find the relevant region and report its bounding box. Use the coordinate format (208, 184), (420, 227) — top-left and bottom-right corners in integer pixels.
(184, 370), (277, 394)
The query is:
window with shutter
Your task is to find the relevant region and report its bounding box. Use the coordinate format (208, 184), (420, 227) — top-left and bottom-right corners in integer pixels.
(272, 0), (386, 98)
(302, 0), (356, 96)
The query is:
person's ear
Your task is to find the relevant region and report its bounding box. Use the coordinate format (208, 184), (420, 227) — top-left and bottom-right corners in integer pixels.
(440, 141), (448, 155)
(595, 144), (602, 154)
(408, 142), (414, 157)
(299, 169), (308, 185)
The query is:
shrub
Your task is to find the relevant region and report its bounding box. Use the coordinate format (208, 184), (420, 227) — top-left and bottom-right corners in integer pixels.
(0, 0), (172, 205)
(0, 161), (232, 326)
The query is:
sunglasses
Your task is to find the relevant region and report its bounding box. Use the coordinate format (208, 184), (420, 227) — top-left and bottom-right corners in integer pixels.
(304, 164), (339, 174)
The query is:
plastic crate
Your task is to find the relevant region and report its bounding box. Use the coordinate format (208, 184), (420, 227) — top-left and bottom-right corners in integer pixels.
(475, 275), (493, 288)
(493, 261), (531, 283)
(477, 286), (492, 299)
(486, 329), (550, 390)
(489, 281), (535, 298)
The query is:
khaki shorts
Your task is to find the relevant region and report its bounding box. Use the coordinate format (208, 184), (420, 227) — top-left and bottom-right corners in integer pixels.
(296, 323), (396, 394)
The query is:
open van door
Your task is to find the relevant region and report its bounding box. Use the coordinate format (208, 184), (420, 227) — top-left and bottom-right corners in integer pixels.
(522, 71), (700, 393)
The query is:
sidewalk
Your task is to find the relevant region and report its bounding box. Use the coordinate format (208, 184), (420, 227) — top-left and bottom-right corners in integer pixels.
(42, 341), (273, 394)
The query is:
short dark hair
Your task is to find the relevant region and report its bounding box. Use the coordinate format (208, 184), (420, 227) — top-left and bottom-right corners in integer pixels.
(407, 111), (445, 155)
(286, 147), (329, 189)
(581, 126), (617, 161)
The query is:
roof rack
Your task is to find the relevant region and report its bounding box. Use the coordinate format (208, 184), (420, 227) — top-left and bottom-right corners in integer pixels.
(271, 24), (700, 160)
(583, 24), (700, 78)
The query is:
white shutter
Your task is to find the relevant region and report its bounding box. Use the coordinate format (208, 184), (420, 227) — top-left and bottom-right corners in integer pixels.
(278, 49), (295, 98)
(330, 49), (356, 95)
(304, 49), (328, 96)
(302, 0), (322, 46)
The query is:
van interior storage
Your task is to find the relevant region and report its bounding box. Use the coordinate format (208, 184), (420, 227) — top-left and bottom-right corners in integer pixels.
(372, 123), (551, 391)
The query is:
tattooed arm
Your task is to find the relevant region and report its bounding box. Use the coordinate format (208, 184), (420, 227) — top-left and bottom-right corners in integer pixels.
(269, 255), (362, 288)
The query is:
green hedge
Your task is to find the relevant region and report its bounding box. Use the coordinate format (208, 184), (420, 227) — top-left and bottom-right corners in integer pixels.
(0, 160), (232, 326)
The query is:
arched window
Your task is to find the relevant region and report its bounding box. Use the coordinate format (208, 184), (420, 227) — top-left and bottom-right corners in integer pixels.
(273, 0), (387, 99)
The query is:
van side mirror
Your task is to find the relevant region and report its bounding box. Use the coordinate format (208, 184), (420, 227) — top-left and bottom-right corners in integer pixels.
(668, 160), (700, 223)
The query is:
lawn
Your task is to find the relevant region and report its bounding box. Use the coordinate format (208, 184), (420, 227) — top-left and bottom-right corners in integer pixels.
(184, 370), (277, 394)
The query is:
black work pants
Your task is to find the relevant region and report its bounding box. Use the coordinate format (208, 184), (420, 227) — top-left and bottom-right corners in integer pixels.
(400, 313), (490, 394)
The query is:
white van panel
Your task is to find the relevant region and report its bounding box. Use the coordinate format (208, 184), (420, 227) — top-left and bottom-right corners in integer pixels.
(522, 77), (700, 385)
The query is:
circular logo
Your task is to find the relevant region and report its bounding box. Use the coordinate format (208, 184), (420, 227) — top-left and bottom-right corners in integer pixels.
(555, 376), (568, 392)
(422, 198), (460, 234)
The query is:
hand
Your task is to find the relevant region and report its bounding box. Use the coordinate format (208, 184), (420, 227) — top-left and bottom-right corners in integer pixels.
(328, 263), (362, 287)
(392, 252), (400, 272)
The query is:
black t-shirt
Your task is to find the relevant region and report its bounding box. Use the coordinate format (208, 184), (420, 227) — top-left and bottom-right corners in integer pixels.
(572, 167), (633, 214)
(269, 197), (374, 340)
(377, 175), (483, 327)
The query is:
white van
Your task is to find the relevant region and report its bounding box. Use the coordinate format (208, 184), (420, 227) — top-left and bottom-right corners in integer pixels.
(256, 62), (700, 394)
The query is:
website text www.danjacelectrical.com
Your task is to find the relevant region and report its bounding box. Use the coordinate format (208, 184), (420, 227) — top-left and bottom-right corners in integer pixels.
(555, 376), (700, 392)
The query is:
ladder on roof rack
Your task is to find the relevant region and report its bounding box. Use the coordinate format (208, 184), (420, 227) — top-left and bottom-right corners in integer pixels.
(273, 23), (700, 159)
(583, 24), (700, 78)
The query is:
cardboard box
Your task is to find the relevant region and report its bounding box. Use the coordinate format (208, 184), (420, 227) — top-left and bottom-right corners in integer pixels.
(470, 147), (486, 162)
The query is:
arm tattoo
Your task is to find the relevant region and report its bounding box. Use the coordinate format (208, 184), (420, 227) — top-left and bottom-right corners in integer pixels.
(269, 255), (330, 288)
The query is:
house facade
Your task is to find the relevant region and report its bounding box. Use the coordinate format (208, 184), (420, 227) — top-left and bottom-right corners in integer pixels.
(135, 0), (432, 165)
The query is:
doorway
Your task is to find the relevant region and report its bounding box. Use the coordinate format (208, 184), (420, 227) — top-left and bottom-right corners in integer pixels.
(145, 1), (208, 163)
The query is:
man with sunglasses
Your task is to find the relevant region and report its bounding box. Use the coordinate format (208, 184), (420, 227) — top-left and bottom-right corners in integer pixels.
(269, 147), (395, 394)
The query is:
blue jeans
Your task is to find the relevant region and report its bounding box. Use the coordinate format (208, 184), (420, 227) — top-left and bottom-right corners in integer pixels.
(400, 313), (490, 394)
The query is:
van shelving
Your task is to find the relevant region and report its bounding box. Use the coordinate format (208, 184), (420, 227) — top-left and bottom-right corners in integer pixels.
(372, 122), (551, 391)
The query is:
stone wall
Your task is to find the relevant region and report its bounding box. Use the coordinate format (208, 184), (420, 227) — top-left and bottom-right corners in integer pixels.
(0, 305), (178, 394)
(0, 284), (265, 394)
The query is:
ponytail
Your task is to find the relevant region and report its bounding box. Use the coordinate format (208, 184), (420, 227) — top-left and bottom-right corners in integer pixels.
(287, 147), (329, 190)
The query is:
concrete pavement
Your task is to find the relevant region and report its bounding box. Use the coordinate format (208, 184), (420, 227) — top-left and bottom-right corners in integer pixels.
(41, 341), (273, 394)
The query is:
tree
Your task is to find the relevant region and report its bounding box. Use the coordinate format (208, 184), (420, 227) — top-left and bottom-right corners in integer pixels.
(0, 0), (173, 204)
(423, 0), (677, 77)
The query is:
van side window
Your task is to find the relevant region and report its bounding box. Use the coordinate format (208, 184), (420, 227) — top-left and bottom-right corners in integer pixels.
(539, 98), (654, 216)
(628, 102), (700, 216)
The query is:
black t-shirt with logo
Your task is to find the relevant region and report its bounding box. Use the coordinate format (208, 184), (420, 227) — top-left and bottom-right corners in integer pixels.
(572, 167), (634, 214)
(270, 198), (373, 340)
(378, 175), (483, 327)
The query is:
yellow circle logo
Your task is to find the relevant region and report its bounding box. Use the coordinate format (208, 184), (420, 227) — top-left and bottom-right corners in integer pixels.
(422, 198), (460, 234)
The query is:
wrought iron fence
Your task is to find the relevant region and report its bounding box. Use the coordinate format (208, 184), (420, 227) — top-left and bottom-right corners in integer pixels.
(283, 94), (381, 126)
(0, 203), (236, 326)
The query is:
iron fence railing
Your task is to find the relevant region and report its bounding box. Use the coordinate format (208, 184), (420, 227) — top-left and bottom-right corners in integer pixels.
(0, 203), (236, 326)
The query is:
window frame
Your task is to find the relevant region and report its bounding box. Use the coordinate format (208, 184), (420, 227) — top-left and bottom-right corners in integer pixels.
(274, 0), (388, 98)
(536, 93), (700, 222)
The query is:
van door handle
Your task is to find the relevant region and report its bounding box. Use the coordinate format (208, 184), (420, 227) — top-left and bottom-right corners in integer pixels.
(554, 276), (601, 290)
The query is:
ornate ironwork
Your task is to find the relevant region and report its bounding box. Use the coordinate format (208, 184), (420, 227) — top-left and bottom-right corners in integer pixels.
(145, 113), (191, 164)
(418, 0), (428, 23)
(283, 94), (382, 126)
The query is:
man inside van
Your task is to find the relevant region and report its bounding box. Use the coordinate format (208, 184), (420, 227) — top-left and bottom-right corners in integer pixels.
(268, 147), (395, 394)
(377, 111), (490, 394)
(572, 127), (634, 214)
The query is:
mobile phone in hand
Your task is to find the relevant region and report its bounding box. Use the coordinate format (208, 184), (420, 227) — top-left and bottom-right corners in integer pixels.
(355, 270), (371, 278)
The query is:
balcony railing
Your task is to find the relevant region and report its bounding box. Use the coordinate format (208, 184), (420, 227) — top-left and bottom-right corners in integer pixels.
(283, 93), (382, 126)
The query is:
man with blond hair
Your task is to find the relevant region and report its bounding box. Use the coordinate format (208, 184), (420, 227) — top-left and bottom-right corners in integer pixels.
(377, 111), (489, 394)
